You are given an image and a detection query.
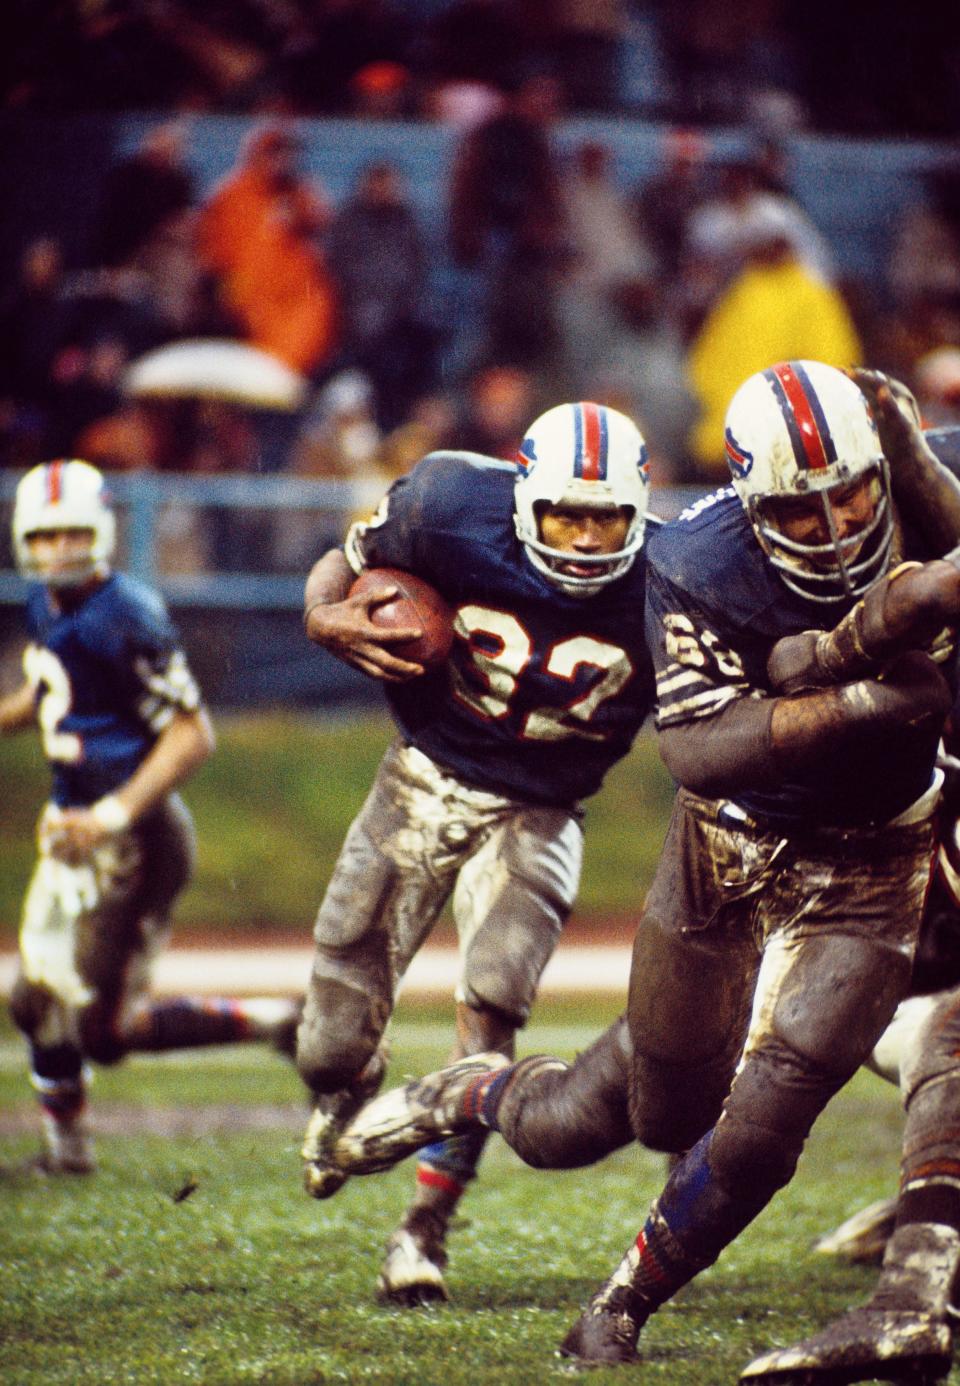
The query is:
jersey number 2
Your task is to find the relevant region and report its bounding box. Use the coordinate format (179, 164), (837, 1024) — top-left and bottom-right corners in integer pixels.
(451, 606), (632, 742)
(24, 646), (82, 763)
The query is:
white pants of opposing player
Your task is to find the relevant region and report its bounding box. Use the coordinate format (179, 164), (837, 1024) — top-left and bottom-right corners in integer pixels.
(296, 739), (584, 1095)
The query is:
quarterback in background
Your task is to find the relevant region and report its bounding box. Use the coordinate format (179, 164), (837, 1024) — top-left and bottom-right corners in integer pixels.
(1, 460), (300, 1174)
(299, 401), (657, 1304)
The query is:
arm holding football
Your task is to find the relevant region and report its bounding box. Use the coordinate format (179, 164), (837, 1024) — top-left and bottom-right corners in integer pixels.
(302, 548), (427, 682)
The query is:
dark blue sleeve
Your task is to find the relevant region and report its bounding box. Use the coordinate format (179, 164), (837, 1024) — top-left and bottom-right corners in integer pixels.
(350, 453), (504, 579)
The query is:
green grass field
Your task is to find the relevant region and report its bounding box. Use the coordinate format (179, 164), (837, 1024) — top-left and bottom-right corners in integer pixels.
(0, 710), (676, 940)
(2, 994), (948, 1386)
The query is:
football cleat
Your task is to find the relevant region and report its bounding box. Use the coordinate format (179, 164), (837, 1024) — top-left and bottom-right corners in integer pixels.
(743, 1224), (960, 1385)
(813, 1196), (897, 1265)
(302, 1048), (387, 1199)
(739, 1306), (952, 1385)
(333, 1053), (512, 1177)
(378, 1207), (450, 1307)
(558, 1285), (647, 1366)
(38, 1109), (96, 1175)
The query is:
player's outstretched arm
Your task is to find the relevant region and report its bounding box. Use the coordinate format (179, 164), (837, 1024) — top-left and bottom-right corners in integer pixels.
(302, 548), (426, 683)
(768, 556), (960, 695)
(0, 679), (36, 736)
(50, 708), (215, 864)
(850, 367), (960, 554)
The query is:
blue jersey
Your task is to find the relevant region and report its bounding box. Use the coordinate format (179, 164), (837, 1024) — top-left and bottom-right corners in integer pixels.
(645, 487), (953, 829)
(346, 451), (655, 806)
(23, 571), (202, 808)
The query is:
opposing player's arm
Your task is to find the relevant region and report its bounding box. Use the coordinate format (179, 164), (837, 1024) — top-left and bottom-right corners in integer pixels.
(0, 678), (36, 735)
(302, 547), (426, 683)
(851, 367), (960, 553)
(49, 707), (215, 864)
(767, 557), (960, 694)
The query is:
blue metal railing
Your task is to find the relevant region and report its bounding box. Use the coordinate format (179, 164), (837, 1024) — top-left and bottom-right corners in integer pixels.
(0, 471), (708, 610)
(0, 471), (385, 609)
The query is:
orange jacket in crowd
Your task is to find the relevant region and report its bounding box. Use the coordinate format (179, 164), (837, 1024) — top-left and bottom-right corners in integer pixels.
(198, 131), (338, 376)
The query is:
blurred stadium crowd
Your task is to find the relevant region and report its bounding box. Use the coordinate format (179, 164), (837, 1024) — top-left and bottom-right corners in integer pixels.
(2, 0), (960, 506)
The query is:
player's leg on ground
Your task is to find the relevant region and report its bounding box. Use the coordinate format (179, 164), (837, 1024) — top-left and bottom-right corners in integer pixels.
(381, 805), (583, 1303)
(297, 743), (489, 1198)
(11, 844), (105, 1173)
(379, 1000), (515, 1306)
(12, 1007), (94, 1175)
(335, 1014), (635, 1174)
(559, 815), (921, 1367)
(742, 986), (960, 1384)
(30, 1045), (95, 1173)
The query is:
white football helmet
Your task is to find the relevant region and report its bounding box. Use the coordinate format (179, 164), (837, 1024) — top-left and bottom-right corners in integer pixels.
(724, 360), (893, 604)
(514, 401), (650, 597)
(12, 459), (116, 587)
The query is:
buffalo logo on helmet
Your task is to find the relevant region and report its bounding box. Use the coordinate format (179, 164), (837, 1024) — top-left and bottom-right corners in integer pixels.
(513, 401), (650, 598)
(724, 427), (754, 479)
(517, 435), (538, 471)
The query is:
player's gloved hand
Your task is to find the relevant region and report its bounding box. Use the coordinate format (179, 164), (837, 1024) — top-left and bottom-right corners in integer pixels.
(766, 630), (832, 694)
(305, 586), (425, 683)
(848, 367), (929, 467)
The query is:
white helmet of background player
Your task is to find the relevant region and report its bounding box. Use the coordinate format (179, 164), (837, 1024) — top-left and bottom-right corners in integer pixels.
(12, 458), (116, 587)
(724, 360), (893, 604)
(514, 401), (650, 597)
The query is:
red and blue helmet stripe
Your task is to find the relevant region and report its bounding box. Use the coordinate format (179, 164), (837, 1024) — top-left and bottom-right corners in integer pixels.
(572, 401), (608, 480)
(44, 459), (64, 503)
(517, 401), (649, 479)
(763, 360), (839, 472)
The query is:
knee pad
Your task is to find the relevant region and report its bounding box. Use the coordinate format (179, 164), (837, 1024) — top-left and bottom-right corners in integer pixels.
(629, 1048), (732, 1154)
(709, 1037), (847, 1203)
(10, 975), (52, 1038)
(500, 1025), (634, 1169)
(296, 977), (385, 1093)
(78, 1004), (125, 1065)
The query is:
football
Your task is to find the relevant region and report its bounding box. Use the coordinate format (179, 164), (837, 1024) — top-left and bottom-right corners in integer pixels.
(349, 566), (455, 670)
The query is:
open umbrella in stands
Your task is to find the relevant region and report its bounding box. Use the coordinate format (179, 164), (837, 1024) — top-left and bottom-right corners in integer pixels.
(123, 338), (309, 412)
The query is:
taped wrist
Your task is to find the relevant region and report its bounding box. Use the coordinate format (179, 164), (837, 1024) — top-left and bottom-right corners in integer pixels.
(814, 563), (925, 681)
